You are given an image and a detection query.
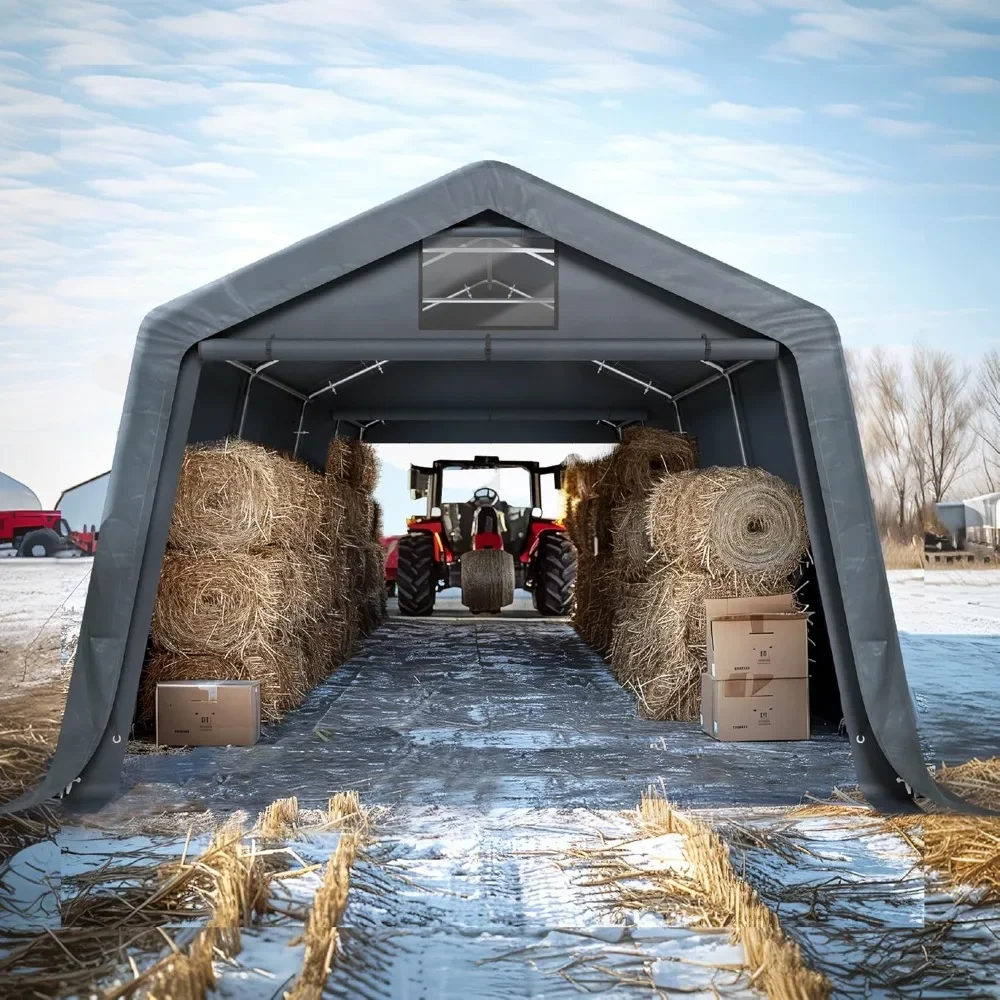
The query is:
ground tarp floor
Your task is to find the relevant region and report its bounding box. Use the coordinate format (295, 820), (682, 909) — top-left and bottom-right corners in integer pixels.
(105, 587), (997, 819)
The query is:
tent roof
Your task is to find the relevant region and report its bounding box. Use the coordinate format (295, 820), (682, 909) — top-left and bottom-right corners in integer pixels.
(142, 159), (839, 358)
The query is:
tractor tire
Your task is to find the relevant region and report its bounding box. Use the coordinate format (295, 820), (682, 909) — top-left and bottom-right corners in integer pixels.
(460, 549), (515, 614)
(18, 528), (61, 558)
(532, 533), (577, 617)
(396, 532), (437, 617)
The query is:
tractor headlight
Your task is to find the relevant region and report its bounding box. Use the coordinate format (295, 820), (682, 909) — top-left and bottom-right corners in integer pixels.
(531, 507), (542, 517)
(431, 506), (441, 517)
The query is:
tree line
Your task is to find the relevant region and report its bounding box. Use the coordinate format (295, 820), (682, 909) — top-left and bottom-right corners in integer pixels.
(846, 346), (1000, 540)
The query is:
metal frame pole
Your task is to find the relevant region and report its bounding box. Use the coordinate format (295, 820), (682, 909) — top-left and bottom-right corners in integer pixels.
(702, 360), (748, 466)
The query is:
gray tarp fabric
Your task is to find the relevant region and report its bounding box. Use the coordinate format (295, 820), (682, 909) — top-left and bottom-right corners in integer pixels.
(2, 160), (982, 816)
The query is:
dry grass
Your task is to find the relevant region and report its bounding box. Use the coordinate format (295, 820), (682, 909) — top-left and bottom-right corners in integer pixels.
(0, 678), (64, 864)
(646, 466), (808, 583)
(638, 789), (831, 1000)
(881, 536), (924, 570)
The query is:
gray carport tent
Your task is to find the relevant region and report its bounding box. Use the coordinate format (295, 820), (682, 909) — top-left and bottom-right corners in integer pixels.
(3, 160), (978, 816)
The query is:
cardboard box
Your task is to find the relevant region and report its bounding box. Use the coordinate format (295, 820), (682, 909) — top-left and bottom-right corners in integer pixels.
(701, 673), (810, 741)
(701, 594), (810, 742)
(156, 680), (261, 747)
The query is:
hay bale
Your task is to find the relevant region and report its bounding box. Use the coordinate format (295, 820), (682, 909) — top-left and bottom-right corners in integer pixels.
(371, 502), (384, 543)
(348, 440), (380, 493)
(325, 437), (352, 482)
(571, 554), (618, 652)
(608, 566), (794, 721)
(362, 541), (386, 597)
(606, 426), (698, 498)
(152, 550), (309, 661)
(646, 467), (808, 582)
(610, 490), (659, 582)
(460, 549), (515, 613)
(137, 646), (308, 729)
(168, 441), (326, 554)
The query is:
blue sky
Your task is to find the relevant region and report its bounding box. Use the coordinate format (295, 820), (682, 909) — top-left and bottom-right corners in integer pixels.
(1, 0), (998, 510)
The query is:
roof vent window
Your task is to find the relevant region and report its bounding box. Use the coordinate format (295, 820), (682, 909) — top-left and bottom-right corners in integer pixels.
(419, 225), (557, 330)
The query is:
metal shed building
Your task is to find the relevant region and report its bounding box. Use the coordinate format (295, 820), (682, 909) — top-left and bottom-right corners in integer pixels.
(4, 161), (978, 815)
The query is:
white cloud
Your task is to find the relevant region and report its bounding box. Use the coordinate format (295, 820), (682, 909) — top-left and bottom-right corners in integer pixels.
(544, 62), (705, 95)
(865, 116), (933, 138)
(933, 75), (1000, 93)
(174, 161), (257, 180)
(774, 2), (1000, 62)
(821, 103), (865, 118)
(0, 150), (58, 175)
(706, 101), (804, 124)
(70, 74), (215, 107)
(0, 83), (96, 121)
(86, 174), (223, 201)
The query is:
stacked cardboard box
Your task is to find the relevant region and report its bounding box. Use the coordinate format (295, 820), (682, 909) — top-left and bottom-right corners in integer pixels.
(700, 594), (810, 742)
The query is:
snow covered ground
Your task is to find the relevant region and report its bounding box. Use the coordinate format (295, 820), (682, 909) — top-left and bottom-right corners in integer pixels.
(0, 558), (90, 696)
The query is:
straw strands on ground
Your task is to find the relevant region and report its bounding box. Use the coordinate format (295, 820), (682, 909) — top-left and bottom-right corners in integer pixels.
(636, 788), (832, 999)
(0, 792), (373, 999)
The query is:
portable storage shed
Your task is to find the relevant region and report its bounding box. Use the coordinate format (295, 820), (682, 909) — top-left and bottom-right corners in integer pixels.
(3, 161), (976, 815)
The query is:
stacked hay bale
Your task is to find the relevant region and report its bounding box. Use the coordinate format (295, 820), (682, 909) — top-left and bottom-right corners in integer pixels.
(324, 437), (386, 645)
(609, 466), (809, 721)
(140, 440), (342, 728)
(565, 428), (699, 653)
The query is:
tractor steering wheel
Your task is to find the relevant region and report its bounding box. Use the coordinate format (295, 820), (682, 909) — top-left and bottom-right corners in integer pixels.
(471, 487), (499, 506)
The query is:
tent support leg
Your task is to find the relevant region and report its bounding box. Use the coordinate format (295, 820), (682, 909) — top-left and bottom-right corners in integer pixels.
(776, 351), (914, 812)
(68, 347), (205, 812)
(236, 360), (282, 437)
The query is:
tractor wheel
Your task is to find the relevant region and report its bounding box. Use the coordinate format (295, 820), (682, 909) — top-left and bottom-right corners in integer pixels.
(396, 532), (437, 616)
(532, 533), (577, 617)
(18, 528), (61, 558)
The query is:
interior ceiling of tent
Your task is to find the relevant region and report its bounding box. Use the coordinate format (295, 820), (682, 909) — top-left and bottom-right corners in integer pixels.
(192, 213), (779, 451)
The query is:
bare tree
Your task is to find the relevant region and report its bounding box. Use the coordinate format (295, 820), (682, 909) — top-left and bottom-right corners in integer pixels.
(867, 348), (910, 534)
(908, 346), (975, 506)
(973, 349), (1000, 493)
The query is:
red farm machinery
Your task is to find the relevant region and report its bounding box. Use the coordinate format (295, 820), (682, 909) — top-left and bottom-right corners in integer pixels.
(391, 456), (576, 617)
(0, 510), (98, 558)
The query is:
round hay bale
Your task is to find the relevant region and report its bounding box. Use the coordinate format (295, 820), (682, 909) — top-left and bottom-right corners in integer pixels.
(168, 440), (326, 554)
(610, 490), (659, 582)
(632, 657), (703, 722)
(152, 550), (304, 661)
(167, 441), (278, 554)
(646, 467), (808, 582)
(607, 426), (698, 497)
(460, 549), (515, 613)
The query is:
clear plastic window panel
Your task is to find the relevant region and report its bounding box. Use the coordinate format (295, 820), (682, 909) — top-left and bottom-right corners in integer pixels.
(420, 232), (557, 329)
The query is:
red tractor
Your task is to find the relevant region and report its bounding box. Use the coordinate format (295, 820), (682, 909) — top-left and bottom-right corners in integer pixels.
(395, 456), (576, 617)
(0, 510), (99, 557)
